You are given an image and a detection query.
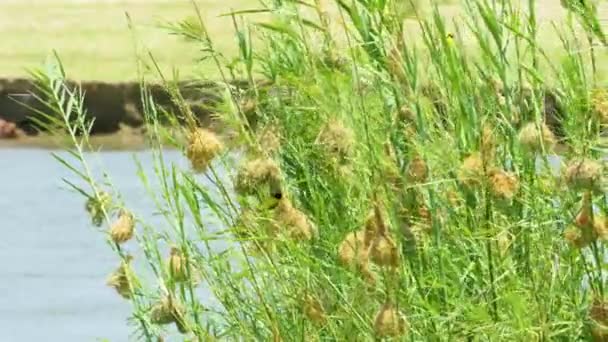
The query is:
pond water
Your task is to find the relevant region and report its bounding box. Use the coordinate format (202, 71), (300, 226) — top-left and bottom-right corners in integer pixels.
(0, 148), (232, 341)
(0, 147), (600, 341)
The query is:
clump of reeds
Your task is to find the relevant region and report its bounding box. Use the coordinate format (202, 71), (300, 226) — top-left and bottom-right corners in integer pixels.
(47, 0), (608, 338)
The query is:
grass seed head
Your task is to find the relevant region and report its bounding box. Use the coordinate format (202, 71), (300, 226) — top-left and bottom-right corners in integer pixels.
(564, 226), (596, 249)
(150, 295), (189, 334)
(406, 156), (429, 183)
(517, 122), (556, 153)
(371, 201), (388, 234)
(481, 123), (497, 162)
(575, 192), (593, 229)
(274, 197), (316, 241)
(496, 230), (513, 257)
(338, 230), (370, 267)
(564, 193), (603, 247)
(418, 204), (431, 221)
(109, 210), (135, 244)
(397, 194), (432, 228)
(235, 158), (282, 196)
(85, 191), (112, 227)
(338, 218), (377, 272)
(591, 88), (608, 125)
(185, 128), (223, 173)
(257, 125), (281, 155)
(488, 169), (519, 201)
(394, 105), (416, 126)
(564, 158), (603, 192)
(370, 233), (400, 268)
(594, 216), (608, 241)
(363, 209), (380, 239)
(316, 119), (354, 161)
(489, 77), (504, 96)
(169, 246), (188, 283)
(590, 297), (608, 340)
(303, 295), (327, 325)
(373, 302), (408, 338)
(408, 222), (431, 251)
(338, 227), (375, 285)
(446, 189), (463, 208)
(240, 97), (257, 116)
(150, 296), (178, 325)
(497, 94), (506, 106)
(457, 152), (484, 188)
(382, 142), (403, 190)
(106, 255), (138, 300)
(386, 47), (407, 83)
(337, 164), (354, 179)
(366, 202), (400, 268)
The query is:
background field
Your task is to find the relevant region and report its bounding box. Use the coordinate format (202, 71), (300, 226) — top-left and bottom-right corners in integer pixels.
(0, 0), (248, 81)
(1, 0), (607, 82)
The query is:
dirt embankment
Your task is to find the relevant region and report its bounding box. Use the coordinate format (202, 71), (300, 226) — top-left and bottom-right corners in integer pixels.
(0, 76), (572, 150)
(0, 78), (246, 140)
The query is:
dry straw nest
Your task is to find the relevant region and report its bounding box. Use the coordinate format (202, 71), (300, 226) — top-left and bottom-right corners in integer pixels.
(517, 122), (556, 153)
(185, 128), (224, 173)
(109, 210), (135, 244)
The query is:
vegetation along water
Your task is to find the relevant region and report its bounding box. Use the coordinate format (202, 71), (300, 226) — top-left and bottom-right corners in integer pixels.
(23, 0), (608, 340)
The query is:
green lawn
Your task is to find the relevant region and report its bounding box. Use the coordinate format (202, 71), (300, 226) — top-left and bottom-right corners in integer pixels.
(0, 0), (251, 81)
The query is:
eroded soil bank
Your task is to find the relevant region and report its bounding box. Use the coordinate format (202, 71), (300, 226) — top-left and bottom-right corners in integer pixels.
(0, 78), (250, 147)
(0, 76), (573, 150)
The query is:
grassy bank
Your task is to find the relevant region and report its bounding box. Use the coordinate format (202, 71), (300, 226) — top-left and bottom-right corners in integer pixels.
(0, 0), (252, 81)
(36, 0), (608, 340)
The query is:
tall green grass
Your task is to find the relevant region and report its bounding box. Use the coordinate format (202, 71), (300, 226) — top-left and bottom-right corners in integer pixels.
(38, 0), (608, 340)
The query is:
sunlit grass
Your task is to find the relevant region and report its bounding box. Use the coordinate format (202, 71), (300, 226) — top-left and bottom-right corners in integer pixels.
(0, 0), (257, 81)
(32, 0), (608, 340)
